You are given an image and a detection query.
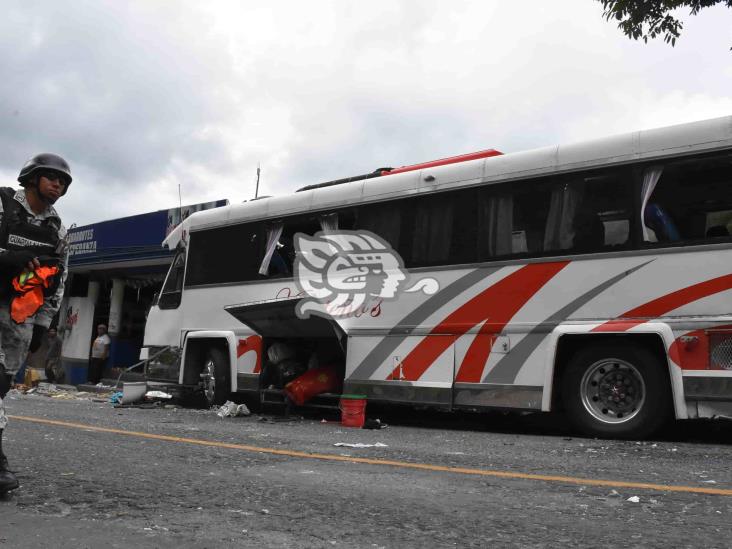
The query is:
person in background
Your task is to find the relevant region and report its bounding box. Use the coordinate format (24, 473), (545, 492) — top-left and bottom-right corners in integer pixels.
(0, 152), (71, 494)
(44, 327), (63, 383)
(88, 323), (111, 384)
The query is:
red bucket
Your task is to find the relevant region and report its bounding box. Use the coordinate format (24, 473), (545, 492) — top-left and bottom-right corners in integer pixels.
(339, 394), (367, 428)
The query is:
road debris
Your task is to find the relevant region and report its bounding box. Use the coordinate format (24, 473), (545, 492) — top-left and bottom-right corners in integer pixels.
(216, 401), (251, 418)
(145, 390), (173, 400)
(333, 442), (388, 448)
(122, 382), (147, 403)
(362, 418), (387, 429)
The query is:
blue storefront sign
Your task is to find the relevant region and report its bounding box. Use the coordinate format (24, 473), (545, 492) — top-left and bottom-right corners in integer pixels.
(68, 199), (228, 267)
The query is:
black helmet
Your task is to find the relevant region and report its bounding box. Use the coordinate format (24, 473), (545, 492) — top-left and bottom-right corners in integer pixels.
(18, 153), (72, 193)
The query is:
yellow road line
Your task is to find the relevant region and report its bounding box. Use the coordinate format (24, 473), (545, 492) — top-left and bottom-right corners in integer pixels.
(10, 414), (732, 497)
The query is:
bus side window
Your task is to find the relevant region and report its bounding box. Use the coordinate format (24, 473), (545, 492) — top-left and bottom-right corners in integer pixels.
(260, 217), (324, 278)
(478, 179), (552, 260)
(409, 194), (455, 267)
(355, 202), (403, 251)
(641, 153), (732, 245)
(158, 248), (186, 309)
(188, 222), (264, 286)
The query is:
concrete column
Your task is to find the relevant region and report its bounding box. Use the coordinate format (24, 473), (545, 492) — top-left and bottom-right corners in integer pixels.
(108, 278), (125, 336)
(88, 280), (100, 305)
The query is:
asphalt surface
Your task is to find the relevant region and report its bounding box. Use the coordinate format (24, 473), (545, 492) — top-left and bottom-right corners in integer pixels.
(1, 389), (731, 548)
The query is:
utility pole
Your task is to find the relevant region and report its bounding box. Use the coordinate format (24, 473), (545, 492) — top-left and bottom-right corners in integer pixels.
(254, 163), (261, 199)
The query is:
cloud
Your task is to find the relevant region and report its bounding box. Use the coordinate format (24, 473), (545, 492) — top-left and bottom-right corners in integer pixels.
(0, 0), (730, 227)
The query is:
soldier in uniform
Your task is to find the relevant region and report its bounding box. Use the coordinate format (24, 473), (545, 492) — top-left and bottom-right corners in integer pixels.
(0, 153), (70, 494)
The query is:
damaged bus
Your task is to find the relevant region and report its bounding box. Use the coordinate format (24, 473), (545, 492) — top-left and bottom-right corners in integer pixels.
(142, 116), (732, 438)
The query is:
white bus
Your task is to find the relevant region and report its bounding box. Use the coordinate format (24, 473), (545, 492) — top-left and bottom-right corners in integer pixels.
(142, 116), (732, 438)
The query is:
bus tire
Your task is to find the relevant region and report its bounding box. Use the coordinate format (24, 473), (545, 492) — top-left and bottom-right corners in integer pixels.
(561, 344), (671, 439)
(202, 347), (230, 406)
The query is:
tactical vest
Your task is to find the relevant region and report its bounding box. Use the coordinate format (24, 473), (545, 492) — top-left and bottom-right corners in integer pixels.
(0, 187), (62, 257)
(0, 187), (63, 297)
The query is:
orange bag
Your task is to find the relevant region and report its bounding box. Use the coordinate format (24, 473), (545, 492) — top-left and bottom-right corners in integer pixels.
(10, 265), (60, 323)
(284, 366), (342, 406)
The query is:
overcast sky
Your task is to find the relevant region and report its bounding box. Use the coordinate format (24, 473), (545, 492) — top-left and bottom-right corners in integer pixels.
(1, 1), (731, 228)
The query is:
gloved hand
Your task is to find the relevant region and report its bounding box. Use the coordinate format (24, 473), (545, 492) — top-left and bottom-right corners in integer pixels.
(0, 250), (36, 274)
(0, 364), (9, 398)
(28, 325), (48, 353)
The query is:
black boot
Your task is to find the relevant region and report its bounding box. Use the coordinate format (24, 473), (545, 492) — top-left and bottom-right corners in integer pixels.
(0, 430), (19, 493)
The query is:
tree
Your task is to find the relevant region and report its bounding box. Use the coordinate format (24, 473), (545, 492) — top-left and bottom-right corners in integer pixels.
(599, 1), (732, 46)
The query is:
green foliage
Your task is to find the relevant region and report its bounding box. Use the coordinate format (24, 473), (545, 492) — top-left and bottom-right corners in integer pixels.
(599, 1), (732, 46)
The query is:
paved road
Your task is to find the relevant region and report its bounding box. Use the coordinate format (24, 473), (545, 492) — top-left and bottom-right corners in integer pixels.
(1, 390), (731, 548)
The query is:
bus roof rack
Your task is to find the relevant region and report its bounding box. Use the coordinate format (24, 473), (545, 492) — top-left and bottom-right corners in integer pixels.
(295, 148), (502, 192)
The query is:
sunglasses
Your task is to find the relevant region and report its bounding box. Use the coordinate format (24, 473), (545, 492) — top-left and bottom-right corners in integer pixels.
(40, 171), (67, 185)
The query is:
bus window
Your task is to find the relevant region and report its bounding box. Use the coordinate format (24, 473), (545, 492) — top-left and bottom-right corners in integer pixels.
(543, 170), (633, 255)
(355, 202), (402, 251)
(259, 217), (323, 278)
(478, 179), (553, 260)
(410, 194), (454, 267)
(158, 248), (186, 309)
(643, 153), (732, 245)
(187, 222), (263, 286)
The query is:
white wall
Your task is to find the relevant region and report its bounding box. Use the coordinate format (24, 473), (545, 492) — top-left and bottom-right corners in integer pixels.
(60, 281), (99, 362)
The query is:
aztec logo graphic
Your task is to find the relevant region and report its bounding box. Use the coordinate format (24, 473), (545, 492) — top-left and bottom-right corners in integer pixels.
(293, 231), (439, 319)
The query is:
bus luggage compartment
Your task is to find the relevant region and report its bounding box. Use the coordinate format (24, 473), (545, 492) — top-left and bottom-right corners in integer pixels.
(225, 298), (346, 403)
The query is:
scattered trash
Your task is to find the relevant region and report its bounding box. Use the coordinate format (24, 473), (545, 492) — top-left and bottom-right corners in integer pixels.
(257, 416), (299, 423)
(334, 442), (388, 448)
(145, 390), (173, 400)
(216, 401), (251, 418)
(122, 382), (147, 404)
(362, 418), (387, 429)
(23, 367), (45, 387)
(701, 480), (717, 484)
(109, 392), (123, 404)
(626, 496), (640, 503)
(114, 401), (163, 409)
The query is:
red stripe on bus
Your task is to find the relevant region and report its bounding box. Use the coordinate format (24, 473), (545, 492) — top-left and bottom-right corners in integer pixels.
(391, 262), (569, 382)
(455, 332), (495, 383)
(237, 335), (262, 374)
(593, 273), (732, 333)
(382, 149), (502, 176)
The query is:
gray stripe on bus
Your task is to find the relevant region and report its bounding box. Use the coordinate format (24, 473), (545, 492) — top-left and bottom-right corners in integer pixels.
(484, 259), (654, 384)
(350, 268), (498, 380)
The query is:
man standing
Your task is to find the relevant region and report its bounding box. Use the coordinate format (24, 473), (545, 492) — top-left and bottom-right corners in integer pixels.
(0, 153), (71, 494)
(89, 323), (111, 384)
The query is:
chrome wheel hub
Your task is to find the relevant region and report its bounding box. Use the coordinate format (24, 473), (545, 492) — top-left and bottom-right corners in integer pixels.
(201, 358), (216, 403)
(580, 358), (645, 424)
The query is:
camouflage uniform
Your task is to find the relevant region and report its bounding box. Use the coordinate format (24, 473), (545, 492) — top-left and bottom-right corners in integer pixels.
(0, 189), (68, 438)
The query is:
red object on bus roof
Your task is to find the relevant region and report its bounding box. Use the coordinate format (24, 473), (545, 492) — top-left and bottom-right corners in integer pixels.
(380, 149), (503, 176)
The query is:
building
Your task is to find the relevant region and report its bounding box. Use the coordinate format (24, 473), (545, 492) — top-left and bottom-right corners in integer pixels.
(59, 199), (227, 383)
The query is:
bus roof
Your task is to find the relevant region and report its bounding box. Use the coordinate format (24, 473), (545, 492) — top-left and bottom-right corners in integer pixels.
(163, 115), (732, 249)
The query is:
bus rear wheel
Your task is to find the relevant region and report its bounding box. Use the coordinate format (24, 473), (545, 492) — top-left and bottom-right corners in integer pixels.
(201, 347), (230, 406)
(562, 345), (671, 439)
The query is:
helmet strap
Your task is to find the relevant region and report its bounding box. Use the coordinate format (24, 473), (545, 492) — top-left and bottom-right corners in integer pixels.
(24, 179), (53, 213)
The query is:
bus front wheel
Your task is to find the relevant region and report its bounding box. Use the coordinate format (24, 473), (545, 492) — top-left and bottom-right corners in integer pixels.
(561, 345), (671, 439)
(201, 347), (230, 406)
